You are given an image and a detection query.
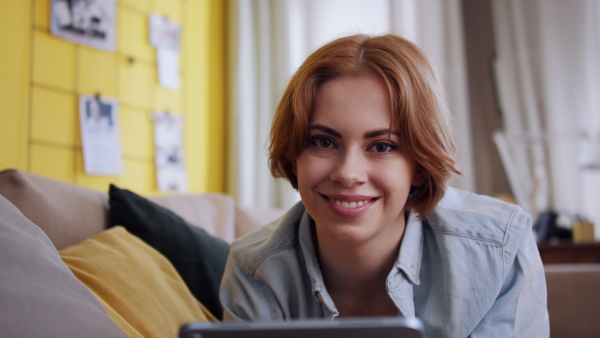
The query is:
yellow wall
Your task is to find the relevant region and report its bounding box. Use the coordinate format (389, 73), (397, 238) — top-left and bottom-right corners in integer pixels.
(0, 0), (227, 195)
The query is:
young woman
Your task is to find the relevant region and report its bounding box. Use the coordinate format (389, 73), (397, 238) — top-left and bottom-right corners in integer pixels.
(220, 34), (549, 337)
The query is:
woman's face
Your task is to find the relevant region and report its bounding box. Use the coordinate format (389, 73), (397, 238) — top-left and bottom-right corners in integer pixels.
(294, 74), (421, 247)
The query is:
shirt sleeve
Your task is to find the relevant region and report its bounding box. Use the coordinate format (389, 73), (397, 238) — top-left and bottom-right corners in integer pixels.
(219, 249), (281, 322)
(469, 209), (550, 337)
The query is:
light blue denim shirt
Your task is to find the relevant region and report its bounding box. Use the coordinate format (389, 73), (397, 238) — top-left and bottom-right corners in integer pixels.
(220, 188), (549, 337)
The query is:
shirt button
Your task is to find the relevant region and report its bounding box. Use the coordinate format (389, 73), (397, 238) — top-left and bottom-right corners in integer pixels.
(410, 267), (416, 275)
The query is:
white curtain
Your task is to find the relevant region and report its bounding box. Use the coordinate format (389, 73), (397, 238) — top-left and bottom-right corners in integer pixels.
(228, 0), (474, 210)
(227, 0), (300, 209)
(491, 0), (600, 238)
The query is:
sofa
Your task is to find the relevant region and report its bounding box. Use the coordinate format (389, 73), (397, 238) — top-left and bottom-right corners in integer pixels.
(0, 168), (285, 337)
(0, 168), (599, 337)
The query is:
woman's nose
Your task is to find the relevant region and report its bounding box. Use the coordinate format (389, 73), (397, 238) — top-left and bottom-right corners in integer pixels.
(329, 149), (367, 187)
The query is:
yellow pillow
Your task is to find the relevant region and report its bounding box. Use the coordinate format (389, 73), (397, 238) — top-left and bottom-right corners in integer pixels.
(59, 226), (217, 338)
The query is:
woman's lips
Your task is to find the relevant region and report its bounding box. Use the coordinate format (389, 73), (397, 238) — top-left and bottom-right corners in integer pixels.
(320, 193), (378, 218)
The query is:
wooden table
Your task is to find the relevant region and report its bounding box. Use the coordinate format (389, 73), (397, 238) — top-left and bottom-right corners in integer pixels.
(537, 240), (600, 264)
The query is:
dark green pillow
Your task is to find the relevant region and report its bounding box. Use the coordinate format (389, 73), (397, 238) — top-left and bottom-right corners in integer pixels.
(108, 184), (229, 320)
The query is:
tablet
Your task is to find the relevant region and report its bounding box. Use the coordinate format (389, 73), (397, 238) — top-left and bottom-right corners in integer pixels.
(179, 317), (424, 338)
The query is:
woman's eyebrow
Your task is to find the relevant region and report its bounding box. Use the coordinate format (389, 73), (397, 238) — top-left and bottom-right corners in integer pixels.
(364, 129), (401, 139)
(309, 125), (400, 139)
(308, 125), (342, 138)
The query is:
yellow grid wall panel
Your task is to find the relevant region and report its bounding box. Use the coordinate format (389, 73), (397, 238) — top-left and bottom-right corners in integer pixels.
(0, 0), (31, 171)
(75, 151), (118, 192)
(1, 0), (227, 194)
(117, 56), (153, 110)
(182, 68), (207, 192)
(117, 159), (156, 195)
(180, 6), (202, 74)
(203, 0), (227, 192)
(153, 86), (182, 113)
(182, 0), (209, 192)
(152, 0), (181, 22)
(78, 47), (118, 97)
(32, 31), (76, 91)
(30, 144), (75, 183)
(33, 0), (49, 29)
(31, 86), (78, 147)
(183, 106), (205, 192)
(120, 107), (153, 160)
(117, 7), (155, 63)
(118, 0), (151, 13)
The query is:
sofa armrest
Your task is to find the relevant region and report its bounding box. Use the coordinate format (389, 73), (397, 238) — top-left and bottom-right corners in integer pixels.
(545, 263), (600, 338)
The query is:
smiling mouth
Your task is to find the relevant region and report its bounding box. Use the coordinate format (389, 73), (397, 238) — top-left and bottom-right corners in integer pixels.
(323, 193), (379, 209)
(328, 198), (369, 208)
(319, 194), (377, 217)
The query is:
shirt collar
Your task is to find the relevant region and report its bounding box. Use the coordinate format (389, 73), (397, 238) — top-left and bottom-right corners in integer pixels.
(297, 209), (339, 315)
(298, 209), (322, 293)
(394, 212), (423, 285)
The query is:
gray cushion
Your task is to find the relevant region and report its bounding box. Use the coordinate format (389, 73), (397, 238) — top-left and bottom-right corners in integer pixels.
(0, 194), (126, 337)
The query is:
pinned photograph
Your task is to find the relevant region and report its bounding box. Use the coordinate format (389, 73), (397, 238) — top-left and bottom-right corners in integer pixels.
(149, 14), (181, 90)
(79, 94), (123, 175)
(151, 112), (188, 193)
(51, 0), (116, 52)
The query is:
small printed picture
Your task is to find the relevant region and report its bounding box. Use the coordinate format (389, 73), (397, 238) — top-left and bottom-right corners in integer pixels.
(83, 96), (114, 133)
(51, 0), (116, 52)
(79, 94), (123, 175)
(149, 14), (182, 90)
(149, 14), (181, 51)
(151, 112), (188, 193)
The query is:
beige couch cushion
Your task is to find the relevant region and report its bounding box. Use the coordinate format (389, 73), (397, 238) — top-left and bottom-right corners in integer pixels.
(150, 194), (237, 243)
(235, 205), (287, 238)
(150, 195), (287, 242)
(0, 169), (108, 249)
(0, 168), (286, 247)
(545, 264), (600, 338)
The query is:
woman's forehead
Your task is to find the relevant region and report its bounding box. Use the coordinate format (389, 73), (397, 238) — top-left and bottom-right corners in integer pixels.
(312, 73), (392, 111)
(308, 74), (398, 135)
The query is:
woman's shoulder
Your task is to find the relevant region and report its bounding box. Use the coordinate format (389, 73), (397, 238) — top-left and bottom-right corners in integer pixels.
(424, 187), (531, 245)
(229, 202), (306, 276)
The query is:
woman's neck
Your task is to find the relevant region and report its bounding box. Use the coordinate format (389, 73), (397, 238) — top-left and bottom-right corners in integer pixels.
(313, 217), (406, 294)
(312, 217), (406, 317)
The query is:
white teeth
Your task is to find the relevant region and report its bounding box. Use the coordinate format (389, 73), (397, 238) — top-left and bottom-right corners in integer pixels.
(329, 198), (369, 208)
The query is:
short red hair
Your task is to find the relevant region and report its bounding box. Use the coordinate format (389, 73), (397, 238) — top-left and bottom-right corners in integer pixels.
(268, 34), (461, 219)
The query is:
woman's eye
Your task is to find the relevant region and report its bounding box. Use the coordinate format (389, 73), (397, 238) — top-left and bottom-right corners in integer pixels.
(310, 137), (335, 149)
(370, 142), (398, 153)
